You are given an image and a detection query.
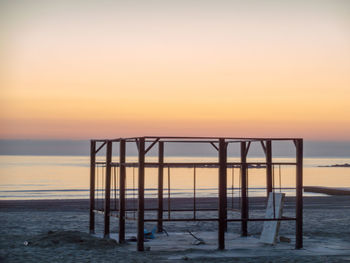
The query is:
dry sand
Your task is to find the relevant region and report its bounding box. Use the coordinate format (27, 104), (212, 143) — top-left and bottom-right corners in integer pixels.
(0, 196), (350, 262)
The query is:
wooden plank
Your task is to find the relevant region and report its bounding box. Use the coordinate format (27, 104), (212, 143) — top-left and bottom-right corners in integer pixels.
(260, 192), (285, 244)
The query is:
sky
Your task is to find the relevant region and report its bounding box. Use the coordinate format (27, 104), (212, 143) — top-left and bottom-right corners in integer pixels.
(1, 0), (350, 140)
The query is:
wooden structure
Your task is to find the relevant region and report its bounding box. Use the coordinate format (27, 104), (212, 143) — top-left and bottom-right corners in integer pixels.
(89, 137), (303, 251)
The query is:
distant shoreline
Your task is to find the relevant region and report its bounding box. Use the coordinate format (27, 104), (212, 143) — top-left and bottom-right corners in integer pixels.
(317, 163), (350, 167)
(1, 139), (350, 158)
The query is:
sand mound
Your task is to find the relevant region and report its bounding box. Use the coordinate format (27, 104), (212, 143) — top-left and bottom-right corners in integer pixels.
(26, 230), (118, 249)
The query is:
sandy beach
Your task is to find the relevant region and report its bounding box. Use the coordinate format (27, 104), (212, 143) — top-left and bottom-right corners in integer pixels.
(0, 196), (350, 262)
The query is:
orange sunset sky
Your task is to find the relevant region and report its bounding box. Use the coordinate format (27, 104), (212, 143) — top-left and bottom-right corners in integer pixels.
(1, 0), (350, 140)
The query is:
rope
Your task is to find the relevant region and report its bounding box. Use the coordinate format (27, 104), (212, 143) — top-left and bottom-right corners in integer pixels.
(168, 167), (171, 220)
(272, 164), (276, 219)
(239, 166), (241, 209)
(98, 165), (101, 210)
(279, 165), (282, 192)
(133, 167), (136, 219)
(246, 167), (249, 220)
(231, 167), (234, 210)
(111, 166), (114, 210)
(97, 166), (102, 211)
(193, 165), (196, 220)
(96, 164), (99, 210)
(117, 166), (119, 210)
(246, 167), (249, 198)
(102, 165), (105, 210)
(113, 166), (117, 210)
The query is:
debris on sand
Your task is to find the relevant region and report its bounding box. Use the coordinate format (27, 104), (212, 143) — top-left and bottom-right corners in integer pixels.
(187, 230), (206, 245)
(26, 230), (118, 249)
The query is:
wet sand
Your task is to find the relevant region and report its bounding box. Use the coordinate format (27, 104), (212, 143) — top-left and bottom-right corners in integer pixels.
(1, 196), (350, 262)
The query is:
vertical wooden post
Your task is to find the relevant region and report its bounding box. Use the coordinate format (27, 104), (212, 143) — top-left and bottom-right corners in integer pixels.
(119, 139), (126, 243)
(218, 138), (227, 250)
(157, 141), (164, 233)
(137, 138), (145, 251)
(89, 140), (96, 234)
(295, 139), (303, 249)
(241, 141), (248, 237)
(104, 140), (112, 238)
(266, 140), (273, 196)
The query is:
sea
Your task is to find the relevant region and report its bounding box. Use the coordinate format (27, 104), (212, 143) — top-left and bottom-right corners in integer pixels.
(0, 155), (349, 200)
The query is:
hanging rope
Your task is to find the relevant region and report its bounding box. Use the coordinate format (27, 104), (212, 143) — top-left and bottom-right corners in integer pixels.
(246, 167), (249, 199)
(111, 166), (114, 210)
(193, 165), (196, 220)
(117, 166), (119, 210)
(168, 167), (171, 220)
(102, 165), (105, 210)
(98, 165), (101, 210)
(231, 166), (234, 210)
(239, 165), (241, 209)
(96, 164), (99, 210)
(133, 166), (136, 219)
(272, 164), (276, 219)
(113, 166), (117, 210)
(279, 165), (282, 192)
(98, 165), (102, 210)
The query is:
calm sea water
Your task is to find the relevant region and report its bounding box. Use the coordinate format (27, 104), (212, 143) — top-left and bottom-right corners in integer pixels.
(0, 155), (349, 200)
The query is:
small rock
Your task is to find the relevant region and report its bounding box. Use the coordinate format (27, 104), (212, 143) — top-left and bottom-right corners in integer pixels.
(279, 236), (291, 243)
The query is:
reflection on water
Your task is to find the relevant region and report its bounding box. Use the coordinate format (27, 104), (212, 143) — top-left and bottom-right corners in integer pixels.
(0, 155), (349, 199)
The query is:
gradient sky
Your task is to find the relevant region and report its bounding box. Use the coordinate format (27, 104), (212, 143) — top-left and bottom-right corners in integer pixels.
(1, 0), (350, 140)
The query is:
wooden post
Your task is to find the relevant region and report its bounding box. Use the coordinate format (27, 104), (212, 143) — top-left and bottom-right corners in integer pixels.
(157, 141), (164, 233)
(241, 141), (248, 237)
(266, 140), (273, 196)
(218, 138), (227, 250)
(295, 139), (303, 249)
(89, 140), (96, 234)
(104, 140), (112, 238)
(137, 138), (145, 251)
(119, 139), (126, 243)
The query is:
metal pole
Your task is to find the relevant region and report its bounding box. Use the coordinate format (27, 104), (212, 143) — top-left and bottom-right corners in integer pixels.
(119, 139), (126, 243)
(104, 140), (112, 238)
(137, 138), (145, 251)
(241, 141), (248, 237)
(296, 139), (303, 249)
(157, 141), (164, 233)
(266, 140), (273, 196)
(89, 140), (96, 234)
(218, 138), (227, 250)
